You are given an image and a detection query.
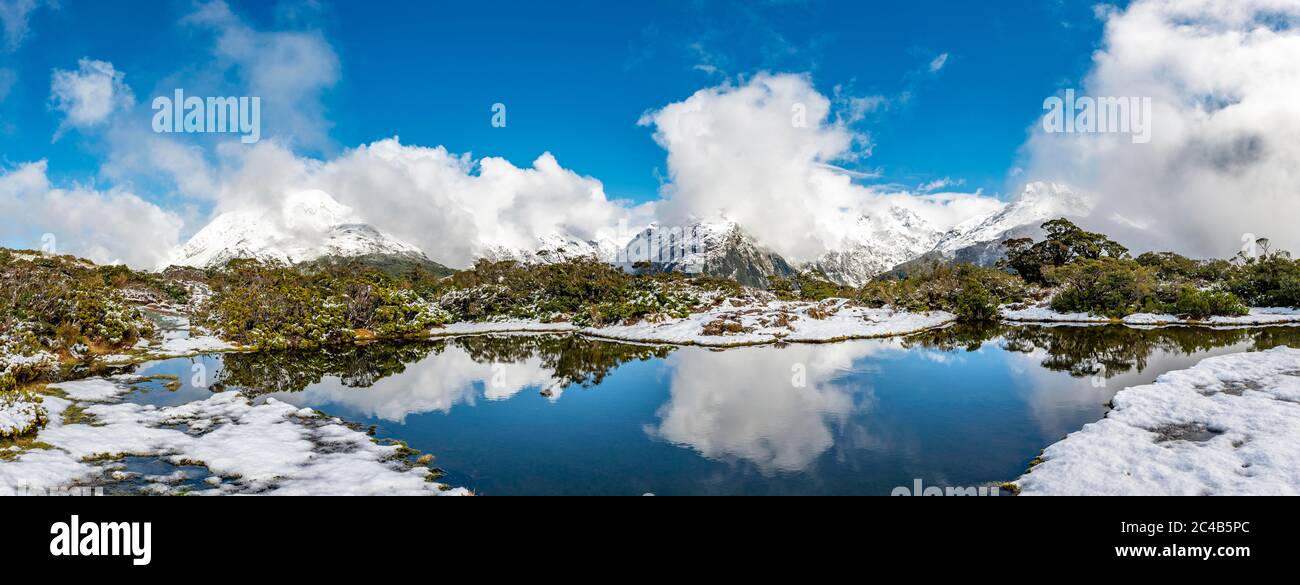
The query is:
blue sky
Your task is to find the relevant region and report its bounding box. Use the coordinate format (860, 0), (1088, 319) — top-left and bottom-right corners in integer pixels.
(1, 0), (1116, 206)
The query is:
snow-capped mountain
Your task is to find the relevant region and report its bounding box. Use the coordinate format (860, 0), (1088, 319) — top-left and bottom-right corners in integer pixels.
(482, 232), (625, 265)
(806, 206), (944, 287)
(887, 182), (1093, 275)
(622, 219), (796, 288)
(159, 189), (432, 270)
(930, 181), (1092, 257)
(806, 182), (1092, 284)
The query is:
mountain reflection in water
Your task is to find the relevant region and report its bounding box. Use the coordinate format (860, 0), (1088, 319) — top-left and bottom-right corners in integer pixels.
(131, 325), (1299, 495)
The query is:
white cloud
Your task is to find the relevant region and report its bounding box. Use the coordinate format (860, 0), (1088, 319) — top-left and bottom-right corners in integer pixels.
(0, 161), (184, 267)
(918, 177), (963, 193)
(637, 73), (1002, 263)
(49, 58), (135, 137)
(181, 0), (340, 151)
(1023, 0), (1300, 258)
(0, 0), (40, 52)
(928, 52), (949, 73)
(195, 138), (652, 268)
(649, 343), (876, 472)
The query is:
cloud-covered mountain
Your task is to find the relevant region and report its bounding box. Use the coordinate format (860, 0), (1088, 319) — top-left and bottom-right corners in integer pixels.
(482, 232), (626, 266)
(888, 182), (1093, 275)
(622, 219), (797, 288)
(159, 189), (431, 270)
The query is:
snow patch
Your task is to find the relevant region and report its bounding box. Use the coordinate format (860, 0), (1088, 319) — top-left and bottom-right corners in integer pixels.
(0, 384), (468, 496)
(1016, 347), (1300, 495)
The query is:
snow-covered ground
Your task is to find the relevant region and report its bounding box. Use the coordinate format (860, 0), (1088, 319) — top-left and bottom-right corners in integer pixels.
(429, 299), (955, 347)
(1001, 305), (1300, 327)
(100, 313), (238, 365)
(1015, 346), (1300, 495)
(0, 393), (46, 439)
(0, 377), (468, 496)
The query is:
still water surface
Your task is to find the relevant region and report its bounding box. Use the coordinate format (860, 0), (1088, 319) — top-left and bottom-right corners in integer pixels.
(122, 324), (1300, 495)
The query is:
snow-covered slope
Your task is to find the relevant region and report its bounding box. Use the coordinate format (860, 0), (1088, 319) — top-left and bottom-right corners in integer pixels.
(931, 182), (1092, 257)
(622, 219), (796, 288)
(807, 206), (944, 287)
(887, 182), (1093, 275)
(159, 190), (431, 270)
(482, 232), (624, 265)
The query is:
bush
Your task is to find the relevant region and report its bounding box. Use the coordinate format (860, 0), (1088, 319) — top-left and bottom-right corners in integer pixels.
(0, 251), (154, 353)
(1047, 258), (1156, 318)
(859, 264), (1029, 318)
(203, 260), (355, 349)
(953, 279), (999, 322)
(1001, 218), (1128, 285)
(1172, 287), (1249, 320)
(1227, 255), (1300, 308)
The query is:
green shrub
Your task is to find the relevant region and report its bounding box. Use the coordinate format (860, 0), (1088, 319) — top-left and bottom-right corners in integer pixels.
(1047, 258), (1156, 318)
(953, 279), (999, 322)
(1227, 255), (1300, 308)
(1172, 287), (1249, 319)
(859, 263), (1029, 317)
(1001, 218), (1128, 285)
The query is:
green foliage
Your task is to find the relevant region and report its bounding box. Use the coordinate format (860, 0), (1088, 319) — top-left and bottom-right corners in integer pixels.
(203, 259), (459, 348)
(770, 271), (857, 302)
(0, 250), (155, 358)
(953, 279), (999, 322)
(1227, 254), (1300, 308)
(1171, 287), (1249, 320)
(859, 263), (1029, 320)
(1001, 218), (1128, 285)
(440, 259), (718, 326)
(203, 260), (356, 349)
(1047, 258), (1156, 318)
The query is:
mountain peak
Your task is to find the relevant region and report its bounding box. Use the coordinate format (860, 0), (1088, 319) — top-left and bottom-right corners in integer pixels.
(158, 190), (430, 270)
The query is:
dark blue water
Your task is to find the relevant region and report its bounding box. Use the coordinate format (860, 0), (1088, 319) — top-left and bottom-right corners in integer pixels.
(117, 325), (1300, 495)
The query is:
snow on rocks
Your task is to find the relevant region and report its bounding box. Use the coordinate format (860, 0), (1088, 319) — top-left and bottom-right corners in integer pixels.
(1015, 346), (1300, 495)
(1001, 305), (1300, 327)
(0, 392), (47, 439)
(0, 380), (468, 496)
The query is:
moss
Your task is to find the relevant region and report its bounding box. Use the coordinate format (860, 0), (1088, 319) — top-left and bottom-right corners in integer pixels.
(0, 436), (55, 461)
(997, 482), (1022, 496)
(62, 403), (99, 426)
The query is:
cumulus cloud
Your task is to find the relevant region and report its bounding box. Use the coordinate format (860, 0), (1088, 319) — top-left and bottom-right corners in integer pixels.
(1022, 0), (1300, 258)
(195, 138), (651, 268)
(0, 161), (184, 267)
(638, 72), (1002, 263)
(49, 58), (135, 137)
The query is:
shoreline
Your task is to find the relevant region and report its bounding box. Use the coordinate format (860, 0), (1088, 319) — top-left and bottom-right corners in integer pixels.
(1001, 306), (1300, 328)
(1013, 346), (1300, 496)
